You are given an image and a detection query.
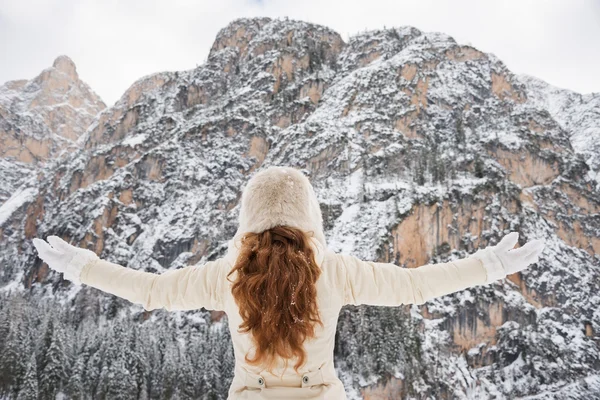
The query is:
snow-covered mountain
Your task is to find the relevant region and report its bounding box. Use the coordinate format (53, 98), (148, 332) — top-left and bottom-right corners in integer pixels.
(0, 55), (106, 204)
(0, 17), (599, 399)
(516, 73), (600, 189)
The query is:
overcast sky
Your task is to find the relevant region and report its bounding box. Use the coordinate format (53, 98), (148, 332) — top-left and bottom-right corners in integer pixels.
(1, 0), (599, 106)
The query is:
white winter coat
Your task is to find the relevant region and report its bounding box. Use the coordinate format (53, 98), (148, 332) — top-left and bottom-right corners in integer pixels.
(78, 166), (491, 399)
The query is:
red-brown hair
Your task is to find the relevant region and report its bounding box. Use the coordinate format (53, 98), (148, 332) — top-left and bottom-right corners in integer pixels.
(226, 225), (324, 375)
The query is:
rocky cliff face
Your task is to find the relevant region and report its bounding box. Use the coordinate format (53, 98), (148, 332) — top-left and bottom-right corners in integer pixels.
(0, 17), (598, 399)
(0, 55), (106, 203)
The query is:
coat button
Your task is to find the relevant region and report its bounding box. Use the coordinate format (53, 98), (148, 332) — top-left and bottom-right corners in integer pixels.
(302, 375), (309, 384)
(258, 377), (264, 385)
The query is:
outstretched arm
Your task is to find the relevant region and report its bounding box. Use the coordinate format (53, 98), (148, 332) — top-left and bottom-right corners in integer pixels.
(341, 252), (487, 306)
(340, 232), (545, 307)
(79, 258), (225, 311)
(33, 236), (225, 311)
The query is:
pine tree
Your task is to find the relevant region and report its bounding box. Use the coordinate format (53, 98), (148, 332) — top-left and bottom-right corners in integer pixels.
(219, 322), (235, 390)
(0, 318), (30, 395)
(37, 316), (54, 378)
(388, 312), (407, 370)
(474, 155), (485, 178)
(39, 320), (69, 399)
(105, 355), (138, 400)
(158, 341), (179, 400)
(189, 330), (208, 395)
(340, 309), (362, 379)
(131, 323), (150, 400)
(65, 352), (86, 399)
(84, 344), (103, 397)
(456, 116), (466, 146)
(204, 329), (222, 399)
(0, 305), (10, 355)
(360, 309), (375, 378)
(16, 354), (38, 400)
(177, 348), (197, 400)
(372, 310), (390, 376)
(95, 322), (138, 400)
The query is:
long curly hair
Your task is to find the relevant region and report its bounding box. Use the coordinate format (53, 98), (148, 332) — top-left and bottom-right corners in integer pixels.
(226, 225), (324, 375)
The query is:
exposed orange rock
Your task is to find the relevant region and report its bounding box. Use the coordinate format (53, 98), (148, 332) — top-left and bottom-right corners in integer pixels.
(140, 155), (164, 182)
(3, 79), (27, 91)
(225, 120), (250, 137)
(390, 198), (504, 268)
(507, 272), (547, 308)
(118, 189), (134, 205)
(81, 202), (119, 255)
(24, 194), (46, 240)
(528, 119), (545, 133)
(445, 46), (486, 62)
(554, 218), (600, 256)
(113, 109), (140, 143)
(214, 25), (252, 56)
(358, 51), (381, 68)
(538, 138), (567, 153)
(412, 76), (430, 112)
(0, 134), (53, 163)
(557, 182), (600, 214)
(126, 74), (168, 107)
(88, 155), (116, 182)
(186, 84), (209, 108)
(64, 149), (136, 196)
(518, 190), (538, 211)
(362, 377), (404, 399)
(399, 73), (430, 113)
(491, 72), (526, 103)
(300, 80), (325, 104)
(275, 115), (291, 128)
(490, 148), (560, 187)
(354, 40), (382, 68)
(342, 92), (358, 117)
(451, 302), (503, 350)
(424, 60), (439, 71)
(308, 146), (343, 173)
(271, 54), (296, 94)
(585, 322), (594, 338)
(400, 63), (417, 81)
(394, 110), (420, 138)
(245, 135), (269, 171)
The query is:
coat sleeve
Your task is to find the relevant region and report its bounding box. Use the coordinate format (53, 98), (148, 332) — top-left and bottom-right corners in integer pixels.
(338, 253), (488, 306)
(79, 257), (226, 311)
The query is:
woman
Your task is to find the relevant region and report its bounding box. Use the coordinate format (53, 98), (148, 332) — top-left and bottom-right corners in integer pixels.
(33, 165), (545, 399)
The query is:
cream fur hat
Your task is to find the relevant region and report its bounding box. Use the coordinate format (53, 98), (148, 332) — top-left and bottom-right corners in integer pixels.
(223, 165), (327, 265)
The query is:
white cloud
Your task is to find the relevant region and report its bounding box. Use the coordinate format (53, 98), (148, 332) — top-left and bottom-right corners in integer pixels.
(1, 0), (598, 106)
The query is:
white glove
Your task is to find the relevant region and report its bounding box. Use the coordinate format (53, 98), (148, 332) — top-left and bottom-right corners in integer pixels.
(470, 231), (545, 283)
(32, 235), (100, 285)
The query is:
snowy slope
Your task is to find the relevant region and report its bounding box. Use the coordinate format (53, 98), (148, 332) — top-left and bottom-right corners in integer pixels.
(516, 73), (600, 189)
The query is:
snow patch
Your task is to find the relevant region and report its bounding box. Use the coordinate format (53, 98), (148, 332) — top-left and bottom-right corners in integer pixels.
(122, 133), (147, 147)
(0, 187), (38, 226)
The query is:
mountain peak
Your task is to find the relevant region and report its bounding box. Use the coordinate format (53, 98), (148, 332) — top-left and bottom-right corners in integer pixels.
(52, 54), (78, 80)
(0, 54), (105, 169)
(208, 16), (344, 61)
